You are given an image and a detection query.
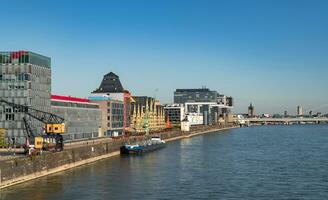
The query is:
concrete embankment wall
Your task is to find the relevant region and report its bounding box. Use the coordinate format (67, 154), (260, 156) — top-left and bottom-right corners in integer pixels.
(0, 124), (236, 189)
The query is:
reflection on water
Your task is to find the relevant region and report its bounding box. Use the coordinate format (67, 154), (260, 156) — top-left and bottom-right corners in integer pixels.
(1, 125), (328, 200)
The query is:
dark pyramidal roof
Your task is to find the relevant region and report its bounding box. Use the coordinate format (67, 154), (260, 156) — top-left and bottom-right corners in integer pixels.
(93, 72), (124, 93)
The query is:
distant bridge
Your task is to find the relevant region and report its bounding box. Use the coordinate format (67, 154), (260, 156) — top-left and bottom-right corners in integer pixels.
(247, 117), (328, 123)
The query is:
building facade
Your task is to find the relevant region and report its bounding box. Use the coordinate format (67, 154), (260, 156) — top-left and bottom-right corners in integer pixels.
(164, 104), (185, 127)
(51, 95), (101, 141)
(89, 96), (124, 137)
(184, 102), (229, 125)
(226, 96), (233, 107)
(131, 96), (165, 133)
(92, 72), (132, 134)
(0, 51), (51, 143)
(297, 106), (303, 116)
(174, 88), (218, 103)
(248, 103), (255, 117)
(173, 88), (233, 125)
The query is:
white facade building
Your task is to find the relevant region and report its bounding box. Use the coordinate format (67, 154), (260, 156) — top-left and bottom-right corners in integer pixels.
(297, 106), (303, 116)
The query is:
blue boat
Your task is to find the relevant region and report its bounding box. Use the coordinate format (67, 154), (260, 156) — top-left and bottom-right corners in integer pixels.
(120, 137), (166, 155)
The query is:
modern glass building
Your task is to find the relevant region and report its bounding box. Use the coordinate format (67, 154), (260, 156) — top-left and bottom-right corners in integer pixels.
(0, 50), (51, 144)
(89, 96), (124, 137)
(174, 88), (218, 103)
(173, 88), (234, 126)
(0, 51), (50, 68)
(164, 104), (185, 127)
(51, 95), (101, 140)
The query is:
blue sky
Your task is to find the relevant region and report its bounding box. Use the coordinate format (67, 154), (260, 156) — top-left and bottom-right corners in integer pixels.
(1, 0), (328, 114)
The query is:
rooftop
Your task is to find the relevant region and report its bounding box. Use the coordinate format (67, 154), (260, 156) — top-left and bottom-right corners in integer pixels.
(175, 88), (212, 92)
(0, 50), (51, 68)
(93, 72), (125, 93)
(51, 95), (90, 103)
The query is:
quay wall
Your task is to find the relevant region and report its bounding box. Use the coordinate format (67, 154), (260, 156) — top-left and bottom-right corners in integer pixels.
(0, 124), (237, 189)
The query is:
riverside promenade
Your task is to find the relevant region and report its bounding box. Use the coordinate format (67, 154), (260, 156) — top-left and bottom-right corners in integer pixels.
(0, 124), (238, 189)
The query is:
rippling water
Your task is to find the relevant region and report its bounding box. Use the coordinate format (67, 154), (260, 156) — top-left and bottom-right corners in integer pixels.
(1, 125), (328, 200)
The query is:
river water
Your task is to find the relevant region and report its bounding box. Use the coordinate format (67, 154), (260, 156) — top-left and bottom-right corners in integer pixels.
(1, 125), (328, 200)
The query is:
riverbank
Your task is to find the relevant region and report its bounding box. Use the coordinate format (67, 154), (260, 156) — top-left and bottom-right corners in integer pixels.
(164, 126), (237, 142)
(0, 124), (237, 189)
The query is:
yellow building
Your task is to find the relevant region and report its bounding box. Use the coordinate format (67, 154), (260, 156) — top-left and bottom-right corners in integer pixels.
(131, 96), (165, 133)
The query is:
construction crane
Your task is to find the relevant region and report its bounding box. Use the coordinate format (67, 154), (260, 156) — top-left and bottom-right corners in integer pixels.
(0, 98), (65, 153)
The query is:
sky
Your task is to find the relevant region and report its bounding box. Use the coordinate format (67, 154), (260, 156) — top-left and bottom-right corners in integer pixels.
(1, 0), (327, 114)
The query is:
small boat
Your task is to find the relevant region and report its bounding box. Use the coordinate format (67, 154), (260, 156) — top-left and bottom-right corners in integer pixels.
(120, 137), (166, 155)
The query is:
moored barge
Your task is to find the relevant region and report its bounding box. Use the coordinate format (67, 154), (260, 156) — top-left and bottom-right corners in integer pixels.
(120, 137), (166, 155)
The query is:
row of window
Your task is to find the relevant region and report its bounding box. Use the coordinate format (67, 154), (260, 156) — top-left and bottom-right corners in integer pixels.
(108, 122), (124, 128)
(112, 109), (123, 115)
(0, 73), (31, 81)
(7, 85), (26, 90)
(0, 52), (51, 68)
(165, 110), (181, 115)
(0, 53), (29, 64)
(110, 103), (123, 109)
(3, 107), (26, 113)
(0, 89), (31, 98)
(108, 115), (123, 121)
(51, 101), (99, 109)
(5, 113), (15, 121)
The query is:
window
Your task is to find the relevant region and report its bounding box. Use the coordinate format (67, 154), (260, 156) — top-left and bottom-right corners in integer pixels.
(5, 113), (14, 121)
(23, 54), (29, 63)
(24, 73), (30, 81)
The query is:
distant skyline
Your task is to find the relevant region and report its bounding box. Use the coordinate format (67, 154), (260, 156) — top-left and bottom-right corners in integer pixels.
(1, 0), (327, 114)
